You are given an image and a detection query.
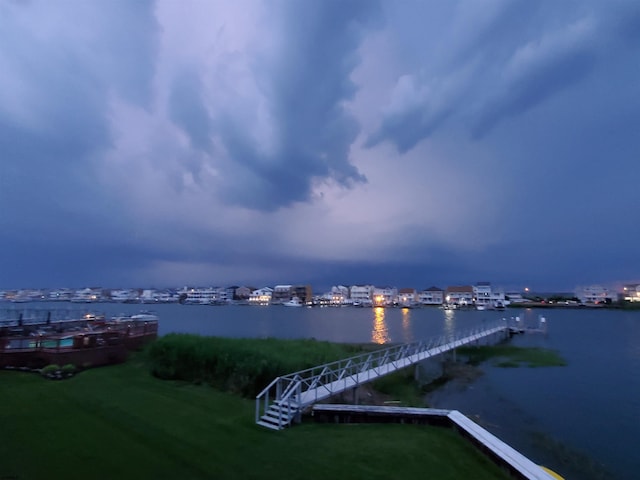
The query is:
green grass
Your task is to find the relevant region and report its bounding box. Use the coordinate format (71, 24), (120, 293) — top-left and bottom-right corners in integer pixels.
(0, 357), (509, 480)
(457, 345), (567, 368)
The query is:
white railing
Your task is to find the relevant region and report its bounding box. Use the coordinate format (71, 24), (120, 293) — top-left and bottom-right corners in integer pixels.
(256, 320), (508, 426)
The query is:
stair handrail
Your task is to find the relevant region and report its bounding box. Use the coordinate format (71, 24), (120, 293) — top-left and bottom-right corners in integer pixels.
(281, 320), (505, 389)
(256, 320), (507, 424)
(255, 376), (282, 423)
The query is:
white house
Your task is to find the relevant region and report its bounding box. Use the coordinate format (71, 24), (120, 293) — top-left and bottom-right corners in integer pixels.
(71, 288), (100, 303)
(473, 282), (492, 307)
(178, 286), (218, 304)
(622, 284), (640, 302)
(329, 285), (350, 305)
(397, 288), (417, 306)
(48, 288), (73, 301)
(111, 289), (137, 302)
(418, 287), (444, 305)
(473, 282), (506, 308)
(373, 286), (398, 306)
(445, 286), (474, 306)
(249, 287), (273, 305)
(350, 285), (374, 304)
(575, 285), (612, 304)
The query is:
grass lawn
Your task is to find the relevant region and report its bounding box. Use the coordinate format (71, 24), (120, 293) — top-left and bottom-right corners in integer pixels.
(1, 357), (510, 480)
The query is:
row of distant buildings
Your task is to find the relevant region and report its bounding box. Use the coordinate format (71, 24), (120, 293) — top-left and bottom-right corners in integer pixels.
(1, 282), (638, 306)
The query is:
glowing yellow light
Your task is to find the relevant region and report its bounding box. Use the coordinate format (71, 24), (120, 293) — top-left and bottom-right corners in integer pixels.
(401, 307), (413, 343)
(371, 307), (389, 344)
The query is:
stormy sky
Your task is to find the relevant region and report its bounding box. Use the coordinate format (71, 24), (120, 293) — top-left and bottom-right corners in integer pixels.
(1, 0), (639, 292)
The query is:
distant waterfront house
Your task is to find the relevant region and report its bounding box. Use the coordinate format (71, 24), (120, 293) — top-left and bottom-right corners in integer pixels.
(373, 286), (398, 306)
(473, 282), (506, 307)
(214, 286), (231, 303)
(292, 285), (312, 303)
(272, 285), (293, 304)
(113, 289), (140, 302)
(72, 288), (101, 303)
(397, 288), (417, 306)
(249, 287), (273, 305)
(2, 290), (17, 301)
(15, 289), (44, 302)
(350, 285), (374, 304)
(234, 286), (252, 300)
(575, 285), (613, 304)
(220, 286), (236, 302)
(418, 287), (444, 305)
(622, 284), (640, 302)
(48, 288), (73, 301)
(473, 282), (492, 307)
(178, 286), (217, 304)
(154, 289), (177, 302)
(329, 285), (349, 305)
(140, 289), (156, 302)
(445, 285), (474, 306)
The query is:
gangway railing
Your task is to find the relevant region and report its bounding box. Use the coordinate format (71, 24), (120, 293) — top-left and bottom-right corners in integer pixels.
(256, 320), (508, 429)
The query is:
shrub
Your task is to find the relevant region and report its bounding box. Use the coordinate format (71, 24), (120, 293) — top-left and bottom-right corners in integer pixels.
(41, 364), (61, 376)
(61, 364), (77, 374)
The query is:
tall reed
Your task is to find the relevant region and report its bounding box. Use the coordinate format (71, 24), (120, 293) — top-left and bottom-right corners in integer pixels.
(147, 334), (366, 396)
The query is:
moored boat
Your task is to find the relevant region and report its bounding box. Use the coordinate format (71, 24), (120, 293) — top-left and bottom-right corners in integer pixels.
(283, 297), (303, 307)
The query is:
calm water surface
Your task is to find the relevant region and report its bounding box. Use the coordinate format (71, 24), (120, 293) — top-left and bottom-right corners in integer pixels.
(13, 303), (640, 479)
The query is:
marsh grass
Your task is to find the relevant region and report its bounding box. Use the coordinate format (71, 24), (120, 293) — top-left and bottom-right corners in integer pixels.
(457, 345), (567, 368)
(147, 335), (371, 396)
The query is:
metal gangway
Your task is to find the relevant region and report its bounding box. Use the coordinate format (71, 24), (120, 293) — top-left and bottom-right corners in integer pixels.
(256, 320), (508, 430)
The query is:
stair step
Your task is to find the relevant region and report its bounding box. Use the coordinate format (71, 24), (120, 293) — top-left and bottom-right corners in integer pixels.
(263, 412), (292, 424)
(266, 407), (293, 416)
(273, 402), (300, 411)
(264, 408), (290, 416)
(257, 420), (283, 430)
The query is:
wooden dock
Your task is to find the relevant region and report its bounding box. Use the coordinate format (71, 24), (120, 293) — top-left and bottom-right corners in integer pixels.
(312, 404), (558, 480)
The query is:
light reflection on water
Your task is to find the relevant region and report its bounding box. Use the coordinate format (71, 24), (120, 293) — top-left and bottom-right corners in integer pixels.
(401, 307), (413, 343)
(371, 306), (390, 344)
(443, 308), (455, 337)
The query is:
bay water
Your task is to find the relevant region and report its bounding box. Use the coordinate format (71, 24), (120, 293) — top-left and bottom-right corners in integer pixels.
(12, 302), (639, 479)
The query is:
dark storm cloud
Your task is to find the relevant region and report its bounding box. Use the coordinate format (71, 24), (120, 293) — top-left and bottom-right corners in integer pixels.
(211, 0), (380, 210)
(0, 1), (159, 243)
(2, 0), (639, 291)
(169, 70), (214, 155)
(367, 1), (632, 151)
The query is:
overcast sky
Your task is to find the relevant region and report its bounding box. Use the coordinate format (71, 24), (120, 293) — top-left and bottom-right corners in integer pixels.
(1, 0), (639, 292)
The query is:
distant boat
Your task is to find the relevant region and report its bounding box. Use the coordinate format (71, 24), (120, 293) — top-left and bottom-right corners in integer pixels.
(476, 304), (486, 311)
(283, 297), (303, 307)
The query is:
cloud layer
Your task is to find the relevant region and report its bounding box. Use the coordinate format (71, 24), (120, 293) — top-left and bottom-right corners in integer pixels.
(1, 0), (639, 290)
